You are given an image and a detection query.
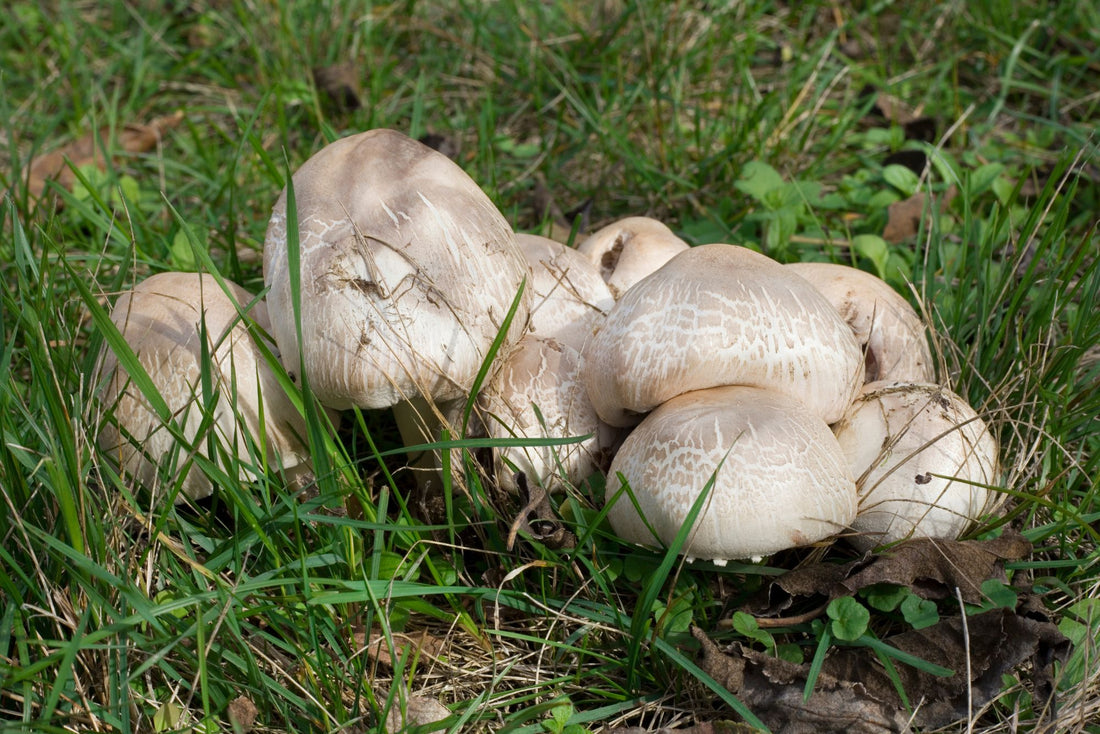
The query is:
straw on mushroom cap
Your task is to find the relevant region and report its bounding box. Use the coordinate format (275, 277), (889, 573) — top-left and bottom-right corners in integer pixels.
(605, 385), (858, 563)
(583, 243), (865, 427)
(575, 216), (689, 299)
(832, 380), (1000, 550)
(786, 262), (935, 384)
(96, 272), (315, 501)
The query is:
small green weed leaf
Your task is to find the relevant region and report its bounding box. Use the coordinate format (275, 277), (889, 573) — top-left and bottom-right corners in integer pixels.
(170, 229), (199, 270)
(883, 164), (921, 196)
(827, 596), (870, 641)
(735, 160), (785, 202)
(979, 579), (1018, 610)
(900, 593), (940, 629)
(970, 163), (1005, 196)
(851, 234), (890, 278)
(777, 643), (803, 664)
(153, 701), (185, 732)
(729, 611), (774, 649)
(654, 596), (694, 636)
(863, 583), (909, 612)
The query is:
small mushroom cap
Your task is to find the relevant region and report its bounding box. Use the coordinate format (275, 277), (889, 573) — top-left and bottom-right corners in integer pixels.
(478, 333), (617, 492)
(263, 129), (531, 411)
(514, 233), (614, 347)
(605, 385), (857, 562)
(583, 244), (864, 427)
(96, 272), (313, 501)
(832, 381), (1000, 549)
(786, 262), (934, 383)
(575, 216), (689, 299)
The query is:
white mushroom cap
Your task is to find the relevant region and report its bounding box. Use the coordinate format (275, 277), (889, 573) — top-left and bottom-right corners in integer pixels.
(575, 216), (689, 299)
(96, 272), (315, 501)
(262, 129), (532, 411)
(605, 385), (858, 562)
(786, 262), (934, 384)
(583, 244), (865, 427)
(514, 233), (614, 347)
(832, 381), (1000, 550)
(478, 333), (616, 492)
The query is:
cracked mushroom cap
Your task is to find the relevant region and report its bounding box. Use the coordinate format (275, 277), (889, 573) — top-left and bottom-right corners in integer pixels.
(583, 244), (865, 427)
(515, 233), (614, 346)
(575, 216), (689, 299)
(96, 272), (314, 501)
(605, 385), (858, 562)
(263, 129), (532, 411)
(832, 381), (1000, 550)
(786, 262), (934, 384)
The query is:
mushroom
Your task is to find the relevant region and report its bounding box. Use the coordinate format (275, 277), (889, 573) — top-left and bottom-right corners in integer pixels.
(605, 385), (858, 563)
(575, 216), (689, 299)
(513, 233), (614, 344)
(832, 381), (1000, 549)
(96, 272), (316, 501)
(583, 244), (865, 427)
(262, 129), (532, 489)
(477, 234), (617, 491)
(786, 262), (934, 383)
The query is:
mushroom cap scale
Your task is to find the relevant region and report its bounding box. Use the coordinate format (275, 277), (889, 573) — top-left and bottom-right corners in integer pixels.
(583, 244), (864, 427)
(786, 262), (934, 384)
(263, 129), (532, 411)
(832, 381), (1000, 549)
(96, 272), (313, 500)
(606, 385), (857, 562)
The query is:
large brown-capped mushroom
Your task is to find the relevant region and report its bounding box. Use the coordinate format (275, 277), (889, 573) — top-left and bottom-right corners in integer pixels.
(605, 385), (858, 563)
(786, 262), (934, 384)
(96, 272), (316, 501)
(262, 129), (532, 488)
(575, 216), (689, 299)
(832, 381), (1000, 550)
(583, 244), (865, 427)
(477, 234), (617, 491)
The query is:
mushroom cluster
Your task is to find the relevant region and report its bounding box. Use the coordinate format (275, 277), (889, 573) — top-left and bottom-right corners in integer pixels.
(93, 129), (1000, 558)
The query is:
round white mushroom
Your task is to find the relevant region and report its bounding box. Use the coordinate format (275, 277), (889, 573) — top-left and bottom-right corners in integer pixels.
(786, 262), (935, 384)
(96, 272), (316, 501)
(583, 244), (865, 427)
(605, 385), (858, 563)
(575, 216), (689, 299)
(832, 381), (1000, 549)
(262, 129), (532, 412)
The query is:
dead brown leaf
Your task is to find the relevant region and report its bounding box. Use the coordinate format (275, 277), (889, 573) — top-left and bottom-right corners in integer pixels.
(356, 626), (446, 669)
(226, 694), (258, 733)
(745, 531), (1031, 618)
(313, 62), (362, 112)
(696, 597), (1068, 732)
(882, 185), (957, 243)
(383, 690), (451, 733)
(24, 111), (183, 202)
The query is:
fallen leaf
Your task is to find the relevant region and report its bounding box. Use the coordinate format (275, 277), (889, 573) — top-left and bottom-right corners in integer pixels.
(882, 185), (957, 243)
(383, 690), (451, 733)
(604, 725), (754, 734)
(227, 695), (258, 733)
(355, 626), (446, 669)
(745, 531), (1031, 618)
(313, 62), (362, 112)
(24, 111), (183, 203)
(695, 598), (1068, 732)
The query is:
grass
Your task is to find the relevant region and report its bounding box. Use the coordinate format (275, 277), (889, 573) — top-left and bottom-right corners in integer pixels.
(1, 0), (1098, 732)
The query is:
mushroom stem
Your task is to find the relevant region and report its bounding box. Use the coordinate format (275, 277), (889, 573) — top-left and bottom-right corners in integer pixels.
(391, 395), (455, 493)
